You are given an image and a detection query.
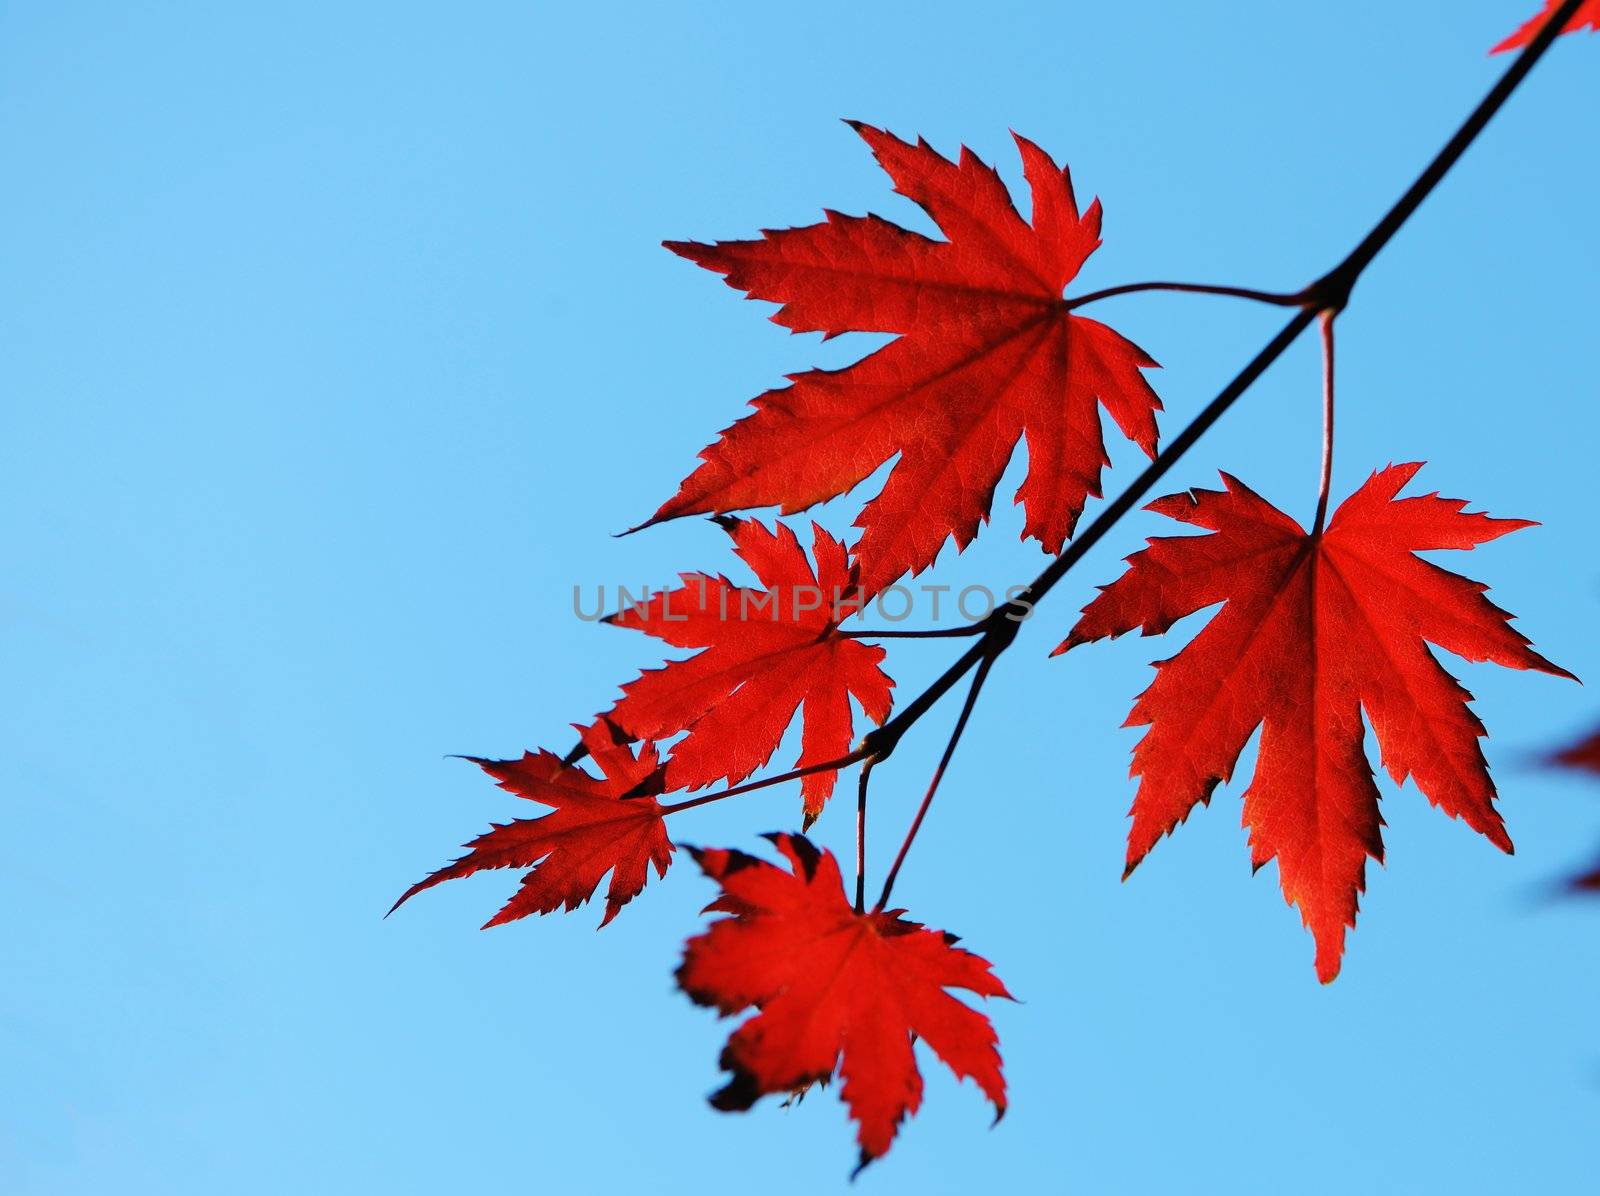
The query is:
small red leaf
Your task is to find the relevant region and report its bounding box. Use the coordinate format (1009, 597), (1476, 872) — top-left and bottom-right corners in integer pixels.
(391, 720), (672, 928)
(607, 519), (892, 821)
(677, 833), (1010, 1172)
(1059, 464), (1573, 981)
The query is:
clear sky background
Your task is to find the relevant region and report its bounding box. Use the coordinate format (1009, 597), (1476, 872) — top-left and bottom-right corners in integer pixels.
(3, 2), (1598, 1192)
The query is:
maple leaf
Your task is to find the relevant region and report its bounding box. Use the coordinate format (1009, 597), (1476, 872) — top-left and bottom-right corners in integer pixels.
(1057, 463), (1574, 981)
(646, 122), (1162, 596)
(390, 720), (672, 928)
(676, 833), (1010, 1172)
(1493, 1), (1600, 52)
(606, 518), (892, 822)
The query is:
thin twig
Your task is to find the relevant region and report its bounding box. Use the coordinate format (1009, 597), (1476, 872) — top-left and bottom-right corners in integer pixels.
(1315, 0), (1585, 301)
(1010, 2), (1579, 616)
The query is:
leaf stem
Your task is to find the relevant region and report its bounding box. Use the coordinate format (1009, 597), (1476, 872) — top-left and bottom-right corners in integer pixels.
(839, 624), (988, 640)
(874, 652), (996, 912)
(657, 749), (868, 815)
(1311, 311), (1336, 535)
(1065, 280), (1306, 311)
(855, 759), (874, 913)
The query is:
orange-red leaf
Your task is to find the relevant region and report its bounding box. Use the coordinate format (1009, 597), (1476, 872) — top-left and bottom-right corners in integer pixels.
(607, 519), (892, 821)
(391, 720), (671, 928)
(650, 123), (1161, 595)
(1057, 463), (1573, 981)
(677, 834), (1010, 1172)
(1493, 1), (1600, 52)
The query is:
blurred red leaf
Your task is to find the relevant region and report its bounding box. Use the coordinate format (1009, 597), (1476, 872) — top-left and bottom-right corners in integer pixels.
(1551, 726), (1600, 891)
(1553, 727), (1600, 774)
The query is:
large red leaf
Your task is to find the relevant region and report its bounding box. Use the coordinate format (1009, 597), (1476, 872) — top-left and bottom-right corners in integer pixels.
(677, 833), (1010, 1172)
(648, 123), (1162, 595)
(1493, 1), (1600, 52)
(607, 518), (892, 822)
(1057, 463), (1573, 981)
(390, 720), (671, 928)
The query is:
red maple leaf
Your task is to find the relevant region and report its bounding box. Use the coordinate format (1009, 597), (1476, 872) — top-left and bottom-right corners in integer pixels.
(676, 833), (1010, 1172)
(646, 122), (1162, 596)
(1057, 463), (1573, 981)
(1493, 1), (1600, 52)
(607, 518), (892, 822)
(390, 720), (672, 928)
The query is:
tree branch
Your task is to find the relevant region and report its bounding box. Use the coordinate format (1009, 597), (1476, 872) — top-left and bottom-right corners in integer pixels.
(838, 4), (1583, 889)
(638, 5), (1582, 889)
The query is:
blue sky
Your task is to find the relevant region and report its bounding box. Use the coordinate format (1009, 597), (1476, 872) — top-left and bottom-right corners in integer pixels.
(3, 2), (1598, 1192)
